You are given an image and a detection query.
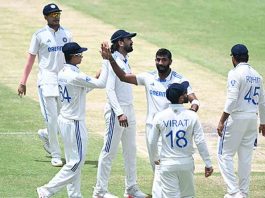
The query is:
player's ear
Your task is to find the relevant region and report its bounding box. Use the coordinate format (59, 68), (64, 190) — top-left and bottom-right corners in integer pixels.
(118, 40), (124, 47)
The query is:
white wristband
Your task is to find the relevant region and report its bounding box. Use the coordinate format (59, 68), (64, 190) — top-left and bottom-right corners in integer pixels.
(191, 99), (200, 106)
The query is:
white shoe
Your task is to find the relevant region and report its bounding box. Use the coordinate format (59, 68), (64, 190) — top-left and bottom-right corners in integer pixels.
(51, 158), (63, 167)
(37, 187), (49, 198)
(38, 129), (51, 154)
(93, 190), (118, 198)
(240, 192), (248, 198)
(224, 191), (243, 198)
(124, 185), (148, 198)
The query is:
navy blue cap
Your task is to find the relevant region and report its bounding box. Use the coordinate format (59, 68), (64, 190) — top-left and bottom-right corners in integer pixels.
(166, 82), (189, 103)
(62, 42), (87, 56)
(231, 44), (248, 56)
(43, 3), (62, 15)
(110, 30), (137, 43)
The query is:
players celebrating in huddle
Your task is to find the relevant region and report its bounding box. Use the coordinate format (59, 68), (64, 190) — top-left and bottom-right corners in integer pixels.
(18, 3), (265, 198)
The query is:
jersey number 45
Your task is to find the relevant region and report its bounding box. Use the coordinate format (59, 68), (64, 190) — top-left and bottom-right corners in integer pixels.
(244, 86), (260, 105)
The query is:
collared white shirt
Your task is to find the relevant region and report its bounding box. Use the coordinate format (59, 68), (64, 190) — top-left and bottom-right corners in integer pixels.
(104, 51), (133, 116)
(58, 63), (108, 120)
(150, 104), (212, 167)
(29, 25), (72, 85)
(224, 62), (265, 123)
(136, 70), (193, 124)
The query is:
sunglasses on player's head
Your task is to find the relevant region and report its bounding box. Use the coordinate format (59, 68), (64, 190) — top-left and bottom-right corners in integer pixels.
(48, 12), (61, 18)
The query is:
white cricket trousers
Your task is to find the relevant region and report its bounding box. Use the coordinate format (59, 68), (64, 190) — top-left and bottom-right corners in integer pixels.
(42, 115), (88, 197)
(95, 104), (137, 192)
(146, 124), (162, 198)
(160, 164), (195, 198)
(217, 115), (257, 196)
(38, 85), (61, 159)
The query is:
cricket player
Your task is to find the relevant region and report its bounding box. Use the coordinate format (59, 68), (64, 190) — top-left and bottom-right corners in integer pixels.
(93, 30), (147, 198)
(217, 44), (265, 198)
(37, 42), (108, 198)
(101, 45), (199, 197)
(149, 82), (213, 198)
(17, 3), (72, 167)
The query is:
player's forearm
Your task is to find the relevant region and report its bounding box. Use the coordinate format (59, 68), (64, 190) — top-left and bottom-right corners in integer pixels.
(108, 57), (127, 80)
(106, 89), (124, 116)
(219, 112), (230, 124)
(197, 141), (212, 168)
(258, 86), (265, 124)
(148, 126), (160, 164)
(94, 62), (109, 88)
(188, 94), (200, 112)
(259, 103), (265, 124)
(108, 57), (137, 85)
(20, 54), (36, 85)
(149, 141), (159, 164)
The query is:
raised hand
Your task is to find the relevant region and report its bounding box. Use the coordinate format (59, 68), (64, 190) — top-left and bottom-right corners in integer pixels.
(100, 42), (112, 60)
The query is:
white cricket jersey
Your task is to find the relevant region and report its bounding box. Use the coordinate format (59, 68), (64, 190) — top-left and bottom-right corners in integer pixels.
(150, 104), (212, 167)
(58, 62), (108, 120)
(224, 63), (265, 122)
(105, 51), (133, 116)
(136, 70), (193, 124)
(29, 25), (72, 85)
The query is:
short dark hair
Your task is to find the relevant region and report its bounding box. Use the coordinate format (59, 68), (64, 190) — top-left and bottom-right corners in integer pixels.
(156, 48), (172, 60)
(233, 54), (249, 63)
(166, 82), (189, 104)
(64, 54), (72, 63)
(166, 89), (183, 104)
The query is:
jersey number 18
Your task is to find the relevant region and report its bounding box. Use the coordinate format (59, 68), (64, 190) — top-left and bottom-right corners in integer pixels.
(166, 130), (188, 148)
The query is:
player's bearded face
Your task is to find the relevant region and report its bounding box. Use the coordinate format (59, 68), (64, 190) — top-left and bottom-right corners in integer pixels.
(155, 56), (171, 74)
(124, 44), (133, 53)
(156, 63), (170, 74)
(123, 38), (133, 53)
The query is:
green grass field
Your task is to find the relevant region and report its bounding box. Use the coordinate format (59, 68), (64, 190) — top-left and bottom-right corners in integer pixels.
(60, 0), (265, 76)
(1, 0), (265, 197)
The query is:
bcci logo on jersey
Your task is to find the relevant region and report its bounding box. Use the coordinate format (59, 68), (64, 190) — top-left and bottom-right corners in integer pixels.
(86, 77), (91, 82)
(230, 80), (236, 86)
